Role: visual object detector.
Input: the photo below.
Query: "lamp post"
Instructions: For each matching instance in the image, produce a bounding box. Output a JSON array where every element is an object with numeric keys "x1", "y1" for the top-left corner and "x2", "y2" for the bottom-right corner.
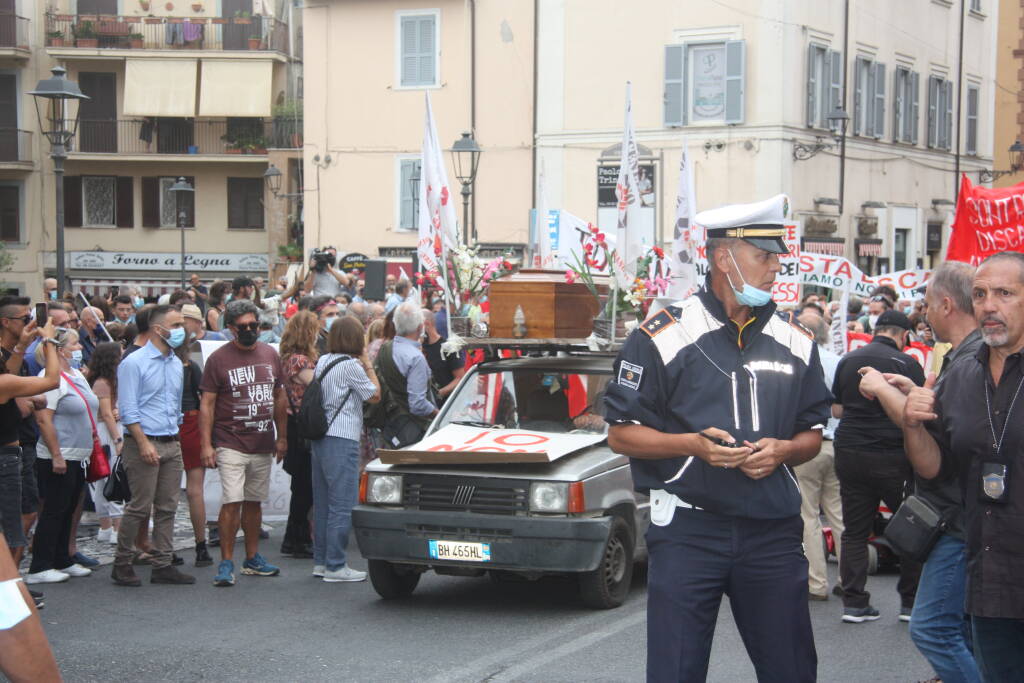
[
  {"x1": 168, "y1": 177, "x2": 193, "y2": 290},
  {"x1": 826, "y1": 107, "x2": 850, "y2": 215},
  {"x1": 264, "y1": 163, "x2": 306, "y2": 259},
  {"x1": 28, "y1": 66, "x2": 88, "y2": 296},
  {"x1": 449, "y1": 131, "x2": 481, "y2": 245}
]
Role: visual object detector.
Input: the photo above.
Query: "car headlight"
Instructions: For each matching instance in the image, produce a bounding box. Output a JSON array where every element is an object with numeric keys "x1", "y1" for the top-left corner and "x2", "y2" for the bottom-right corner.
[
  {"x1": 366, "y1": 473, "x2": 403, "y2": 504},
  {"x1": 530, "y1": 482, "x2": 569, "y2": 512}
]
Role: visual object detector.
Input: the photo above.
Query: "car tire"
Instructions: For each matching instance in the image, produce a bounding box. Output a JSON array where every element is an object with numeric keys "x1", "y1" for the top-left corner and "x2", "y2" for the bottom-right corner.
[
  {"x1": 368, "y1": 560, "x2": 420, "y2": 599},
  {"x1": 579, "y1": 516, "x2": 634, "y2": 609},
  {"x1": 867, "y1": 544, "x2": 878, "y2": 576}
]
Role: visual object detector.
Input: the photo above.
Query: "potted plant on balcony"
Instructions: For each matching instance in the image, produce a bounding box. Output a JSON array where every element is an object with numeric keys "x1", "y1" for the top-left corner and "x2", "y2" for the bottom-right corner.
[
  {"x1": 73, "y1": 21, "x2": 98, "y2": 47},
  {"x1": 138, "y1": 0, "x2": 150, "y2": 10},
  {"x1": 211, "y1": 16, "x2": 226, "y2": 23},
  {"x1": 46, "y1": 30, "x2": 65, "y2": 46},
  {"x1": 144, "y1": 15, "x2": 161, "y2": 23},
  {"x1": 191, "y1": 1, "x2": 202, "y2": 10},
  {"x1": 233, "y1": 10, "x2": 250, "y2": 23},
  {"x1": 272, "y1": 99, "x2": 303, "y2": 148},
  {"x1": 128, "y1": 32, "x2": 144, "y2": 47},
  {"x1": 278, "y1": 243, "x2": 302, "y2": 263},
  {"x1": 247, "y1": 34, "x2": 261, "y2": 50}
]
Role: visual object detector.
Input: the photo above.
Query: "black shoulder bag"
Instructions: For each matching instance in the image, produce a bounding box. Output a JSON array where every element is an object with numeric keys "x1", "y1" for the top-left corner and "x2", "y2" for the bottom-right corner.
[{"x1": 296, "y1": 355, "x2": 352, "y2": 441}]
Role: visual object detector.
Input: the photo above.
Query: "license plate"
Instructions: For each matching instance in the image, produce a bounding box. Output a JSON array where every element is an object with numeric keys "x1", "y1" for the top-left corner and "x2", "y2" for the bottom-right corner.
[{"x1": 428, "y1": 539, "x2": 491, "y2": 562}]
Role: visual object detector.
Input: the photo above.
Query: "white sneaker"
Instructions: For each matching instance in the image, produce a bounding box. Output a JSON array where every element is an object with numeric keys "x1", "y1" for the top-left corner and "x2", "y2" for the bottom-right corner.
[
  {"x1": 59, "y1": 564, "x2": 92, "y2": 578},
  {"x1": 96, "y1": 528, "x2": 111, "y2": 543},
  {"x1": 24, "y1": 569, "x2": 70, "y2": 584},
  {"x1": 108, "y1": 529, "x2": 120, "y2": 545},
  {"x1": 312, "y1": 565, "x2": 325, "y2": 577},
  {"x1": 323, "y1": 566, "x2": 367, "y2": 583}
]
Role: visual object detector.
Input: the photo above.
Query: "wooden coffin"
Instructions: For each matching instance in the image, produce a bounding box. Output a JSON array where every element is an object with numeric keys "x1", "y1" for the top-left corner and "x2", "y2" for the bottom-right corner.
[{"x1": 488, "y1": 269, "x2": 608, "y2": 339}]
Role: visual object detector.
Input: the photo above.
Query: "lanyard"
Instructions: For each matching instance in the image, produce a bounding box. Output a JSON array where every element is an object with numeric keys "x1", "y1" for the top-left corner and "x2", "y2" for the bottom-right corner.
[{"x1": 984, "y1": 373, "x2": 1024, "y2": 456}]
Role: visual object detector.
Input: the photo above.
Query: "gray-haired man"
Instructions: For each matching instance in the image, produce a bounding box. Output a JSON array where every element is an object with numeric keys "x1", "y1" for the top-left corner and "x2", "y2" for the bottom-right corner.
[{"x1": 199, "y1": 300, "x2": 288, "y2": 587}]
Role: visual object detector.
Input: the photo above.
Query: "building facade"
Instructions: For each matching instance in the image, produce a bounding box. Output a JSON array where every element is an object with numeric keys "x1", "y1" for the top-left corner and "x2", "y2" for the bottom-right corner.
[
  {"x1": 993, "y1": 0, "x2": 1023, "y2": 187},
  {"x1": 0, "y1": 0, "x2": 303, "y2": 300}
]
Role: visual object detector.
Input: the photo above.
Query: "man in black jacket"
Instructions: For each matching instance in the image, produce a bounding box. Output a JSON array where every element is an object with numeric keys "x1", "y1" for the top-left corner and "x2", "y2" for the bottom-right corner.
[
  {"x1": 605, "y1": 194, "x2": 831, "y2": 683},
  {"x1": 832, "y1": 309, "x2": 924, "y2": 623}
]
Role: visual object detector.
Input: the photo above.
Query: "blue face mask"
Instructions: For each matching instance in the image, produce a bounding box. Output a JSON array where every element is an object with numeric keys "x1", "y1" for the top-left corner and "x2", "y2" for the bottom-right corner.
[
  {"x1": 133, "y1": 296, "x2": 144, "y2": 308},
  {"x1": 165, "y1": 327, "x2": 186, "y2": 349},
  {"x1": 69, "y1": 349, "x2": 83, "y2": 368},
  {"x1": 903, "y1": 305, "x2": 914, "y2": 316},
  {"x1": 49, "y1": 290, "x2": 57, "y2": 301},
  {"x1": 324, "y1": 316, "x2": 337, "y2": 331},
  {"x1": 727, "y1": 250, "x2": 773, "y2": 308}
]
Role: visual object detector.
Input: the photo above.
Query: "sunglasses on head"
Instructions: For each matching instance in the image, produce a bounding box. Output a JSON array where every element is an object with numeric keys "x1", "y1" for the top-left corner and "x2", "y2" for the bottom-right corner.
[
  {"x1": 870, "y1": 295, "x2": 892, "y2": 304},
  {"x1": 234, "y1": 322, "x2": 260, "y2": 332}
]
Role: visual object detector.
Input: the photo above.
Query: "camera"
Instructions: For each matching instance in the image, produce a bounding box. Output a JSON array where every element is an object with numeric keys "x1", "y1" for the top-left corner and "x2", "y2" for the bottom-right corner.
[{"x1": 311, "y1": 247, "x2": 336, "y2": 273}]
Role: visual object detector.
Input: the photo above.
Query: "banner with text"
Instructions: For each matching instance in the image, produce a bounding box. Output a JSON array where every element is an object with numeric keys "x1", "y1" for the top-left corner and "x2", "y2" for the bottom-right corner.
[{"x1": 947, "y1": 174, "x2": 1024, "y2": 265}]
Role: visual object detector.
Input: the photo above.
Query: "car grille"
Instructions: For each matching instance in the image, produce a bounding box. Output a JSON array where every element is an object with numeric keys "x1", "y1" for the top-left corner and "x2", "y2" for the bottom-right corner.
[{"x1": 403, "y1": 475, "x2": 529, "y2": 516}]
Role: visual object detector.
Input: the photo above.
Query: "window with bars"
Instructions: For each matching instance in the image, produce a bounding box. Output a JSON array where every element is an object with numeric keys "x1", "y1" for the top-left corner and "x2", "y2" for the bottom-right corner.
[
  {"x1": 398, "y1": 11, "x2": 439, "y2": 88},
  {"x1": 966, "y1": 84, "x2": 979, "y2": 156},
  {"x1": 893, "y1": 67, "x2": 920, "y2": 144},
  {"x1": 663, "y1": 40, "x2": 746, "y2": 127},
  {"x1": 141, "y1": 176, "x2": 193, "y2": 228},
  {"x1": 83, "y1": 176, "x2": 116, "y2": 227},
  {"x1": 63, "y1": 176, "x2": 133, "y2": 228},
  {"x1": 227, "y1": 177, "x2": 264, "y2": 230}
]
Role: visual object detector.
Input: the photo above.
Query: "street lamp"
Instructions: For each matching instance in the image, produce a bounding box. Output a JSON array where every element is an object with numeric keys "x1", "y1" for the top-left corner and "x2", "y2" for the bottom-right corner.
[
  {"x1": 168, "y1": 177, "x2": 194, "y2": 290},
  {"x1": 263, "y1": 163, "x2": 283, "y2": 196},
  {"x1": 28, "y1": 66, "x2": 88, "y2": 296},
  {"x1": 826, "y1": 107, "x2": 850, "y2": 215},
  {"x1": 449, "y1": 131, "x2": 481, "y2": 245}
]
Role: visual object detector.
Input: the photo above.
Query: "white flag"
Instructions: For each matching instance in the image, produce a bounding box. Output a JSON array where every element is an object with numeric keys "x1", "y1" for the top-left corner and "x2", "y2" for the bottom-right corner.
[
  {"x1": 534, "y1": 160, "x2": 553, "y2": 268},
  {"x1": 417, "y1": 93, "x2": 460, "y2": 280},
  {"x1": 831, "y1": 288, "x2": 850, "y2": 356},
  {"x1": 667, "y1": 137, "x2": 699, "y2": 299},
  {"x1": 613, "y1": 82, "x2": 644, "y2": 290}
]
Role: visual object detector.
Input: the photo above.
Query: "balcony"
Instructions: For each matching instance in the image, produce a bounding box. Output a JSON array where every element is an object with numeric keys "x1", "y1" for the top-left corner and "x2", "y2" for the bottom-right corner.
[
  {"x1": 44, "y1": 13, "x2": 288, "y2": 55},
  {"x1": 0, "y1": 15, "x2": 30, "y2": 58},
  {"x1": 68, "y1": 118, "x2": 301, "y2": 160},
  {"x1": 0, "y1": 129, "x2": 33, "y2": 171}
]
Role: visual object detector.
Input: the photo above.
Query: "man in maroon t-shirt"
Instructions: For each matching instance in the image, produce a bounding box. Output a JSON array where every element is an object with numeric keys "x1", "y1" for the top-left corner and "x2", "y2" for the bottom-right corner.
[{"x1": 199, "y1": 300, "x2": 288, "y2": 587}]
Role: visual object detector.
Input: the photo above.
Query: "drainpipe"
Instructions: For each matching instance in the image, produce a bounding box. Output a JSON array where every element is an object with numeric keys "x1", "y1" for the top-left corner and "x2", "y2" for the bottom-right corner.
[{"x1": 954, "y1": 0, "x2": 965, "y2": 200}]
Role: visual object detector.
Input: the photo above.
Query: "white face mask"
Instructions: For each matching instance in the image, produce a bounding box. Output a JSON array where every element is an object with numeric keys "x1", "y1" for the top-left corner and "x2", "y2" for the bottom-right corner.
[{"x1": 868, "y1": 314, "x2": 880, "y2": 328}]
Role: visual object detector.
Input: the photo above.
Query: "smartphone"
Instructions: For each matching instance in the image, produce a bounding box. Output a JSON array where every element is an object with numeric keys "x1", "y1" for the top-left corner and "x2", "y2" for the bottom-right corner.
[
  {"x1": 110, "y1": 285, "x2": 120, "y2": 296},
  {"x1": 35, "y1": 302, "x2": 47, "y2": 324},
  {"x1": 699, "y1": 432, "x2": 740, "y2": 449}
]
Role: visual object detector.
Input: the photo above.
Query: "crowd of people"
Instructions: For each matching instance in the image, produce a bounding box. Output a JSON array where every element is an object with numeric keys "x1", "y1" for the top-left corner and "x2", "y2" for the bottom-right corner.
[{"x1": 0, "y1": 247, "x2": 469, "y2": 609}]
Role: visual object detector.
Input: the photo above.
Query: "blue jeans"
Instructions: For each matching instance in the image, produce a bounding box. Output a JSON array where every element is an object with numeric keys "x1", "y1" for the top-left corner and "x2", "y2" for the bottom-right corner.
[
  {"x1": 909, "y1": 534, "x2": 980, "y2": 683},
  {"x1": 310, "y1": 436, "x2": 360, "y2": 571},
  {"x1": 971, "y1": 616, "x2": 1024, "y2": 683}
]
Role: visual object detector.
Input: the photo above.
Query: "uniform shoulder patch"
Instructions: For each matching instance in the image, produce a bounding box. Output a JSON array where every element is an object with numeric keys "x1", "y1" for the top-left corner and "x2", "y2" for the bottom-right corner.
[
  {"x1": 778, "y1": 310, "x2": 814, "y2": 340},
  {"x1": 641, "y1": 308, "x2": 677, "y2": 338}
]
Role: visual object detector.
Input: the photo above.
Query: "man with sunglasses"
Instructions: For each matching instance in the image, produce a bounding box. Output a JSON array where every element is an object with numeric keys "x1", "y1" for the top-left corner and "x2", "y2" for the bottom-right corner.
[{"x1": 199, "y1": 300, "x2": 288, "y2": 587}]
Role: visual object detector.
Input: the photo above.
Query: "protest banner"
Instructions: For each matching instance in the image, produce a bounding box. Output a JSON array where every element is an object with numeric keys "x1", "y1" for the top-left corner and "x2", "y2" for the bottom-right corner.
[
  {"x1": 846, "y1": 331, "x2": 933, "y2": 369},
  {"x1": 947, "y1": 174, "x2": 1024, "y2": 265}
]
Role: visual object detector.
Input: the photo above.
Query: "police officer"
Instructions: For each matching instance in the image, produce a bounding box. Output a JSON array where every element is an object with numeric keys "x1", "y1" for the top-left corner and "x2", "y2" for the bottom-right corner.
[{"x1": 605, "y1": 195, "x2": 831, "y2": 683}]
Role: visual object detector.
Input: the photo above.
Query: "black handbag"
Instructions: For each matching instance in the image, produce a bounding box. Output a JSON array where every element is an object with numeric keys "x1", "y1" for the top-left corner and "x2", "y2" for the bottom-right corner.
[
  {"x1": 102, "y1": 454, "x2": 132, "y2": 504},
  {"x1": 883, "y1": 494, "x2": 950, "y2": 563},
  {"x1": 381, "y1": 413, "x2": 427, "y2": 449}
]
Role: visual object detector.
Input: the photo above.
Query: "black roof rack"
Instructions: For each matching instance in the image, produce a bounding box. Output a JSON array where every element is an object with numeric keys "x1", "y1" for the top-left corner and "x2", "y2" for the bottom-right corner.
[{"x1": 458, "y1": 337, "x2": 621, "y2": 361}]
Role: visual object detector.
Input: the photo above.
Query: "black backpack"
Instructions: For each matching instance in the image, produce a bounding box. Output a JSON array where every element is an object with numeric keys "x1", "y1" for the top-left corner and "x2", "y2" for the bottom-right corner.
[{"x1": 296, "y1": 355, "x2": 351, "y2": 440}]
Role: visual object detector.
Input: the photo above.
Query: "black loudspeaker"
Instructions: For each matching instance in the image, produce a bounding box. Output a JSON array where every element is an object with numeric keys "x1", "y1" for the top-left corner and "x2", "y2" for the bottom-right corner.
[{"x1": 362, "y1": 260, "x2": 387, "y2": 301}]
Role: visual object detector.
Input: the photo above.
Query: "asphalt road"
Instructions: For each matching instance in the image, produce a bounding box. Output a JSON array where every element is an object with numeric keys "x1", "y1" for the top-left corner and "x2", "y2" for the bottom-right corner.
[{"x1": 36, "y1": 524, "x2": 934, "y2": 682}]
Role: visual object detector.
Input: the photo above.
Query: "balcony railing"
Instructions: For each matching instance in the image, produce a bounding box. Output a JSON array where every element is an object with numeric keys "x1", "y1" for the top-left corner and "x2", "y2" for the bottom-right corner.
[
  {"x1": 0, "y1": 15, "x2": 30, "y2": 50},
  {"x1": 72, "y1": 118, "x2": 301, "y2": 155},
  {"x1": 44, "y1": 13, "x2": 287, "y2": 53},
  {"x1": 0, "y1": 129, "x2": 33, "y2": 163}
]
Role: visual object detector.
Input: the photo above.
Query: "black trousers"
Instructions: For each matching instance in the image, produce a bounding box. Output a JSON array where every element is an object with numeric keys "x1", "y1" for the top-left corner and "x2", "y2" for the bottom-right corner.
[
  {"x1": 646, "y1": 508, "x2": 816, "y2": 683},
  {"x1": 834, "y1": 445, "x2": 921, "y2": 608},
  {"x1": 30, "y1": 458, "x2": 84, "y2": 573},
  {"x1": 283, "y1": 415, "x2": 312, "y2": 547}
]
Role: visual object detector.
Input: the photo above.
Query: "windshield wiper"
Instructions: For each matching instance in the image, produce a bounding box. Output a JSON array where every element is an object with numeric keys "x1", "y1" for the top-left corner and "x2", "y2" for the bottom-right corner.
[{"x1": 450, "y1": 420, "x2": 503, "y2": 429}]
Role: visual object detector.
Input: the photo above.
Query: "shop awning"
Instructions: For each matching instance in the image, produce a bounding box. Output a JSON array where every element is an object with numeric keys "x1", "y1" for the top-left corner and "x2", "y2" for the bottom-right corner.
[
  {"x1": 802, "y1": 238, "x2": 845, "y2": 257},
  {"x1": 123, "y1": 59, "x2": 198, "y2": 117},
  {"x1": 856, "y1": 239, "x2": 883, "y2": 257},
  {"x1": 198, "y1": 59, "x2": 273, "y2": 117},
  {"x1": 73, "y1": 278, "x2": 182, "y2": 298}
]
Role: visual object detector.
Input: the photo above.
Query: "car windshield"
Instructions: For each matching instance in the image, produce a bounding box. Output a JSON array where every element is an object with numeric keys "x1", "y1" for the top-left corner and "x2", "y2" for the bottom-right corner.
[{"x1": 436, "y1": 367, "x2": 613, "y2": 434}]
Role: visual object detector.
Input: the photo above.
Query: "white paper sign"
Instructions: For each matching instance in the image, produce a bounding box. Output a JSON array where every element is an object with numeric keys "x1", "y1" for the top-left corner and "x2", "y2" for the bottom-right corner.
[{"x1": 407, "y1": 424, "x2": 605, "y2": 462}]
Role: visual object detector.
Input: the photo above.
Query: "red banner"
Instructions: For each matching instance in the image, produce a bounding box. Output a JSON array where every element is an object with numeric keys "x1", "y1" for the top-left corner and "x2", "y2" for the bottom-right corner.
[
  {"x1": 947, "y1": 174, "x2": 1024, "y2": 265},
  {"x1": 846, "y1": 332, "x2": 932, "y2": 369}
]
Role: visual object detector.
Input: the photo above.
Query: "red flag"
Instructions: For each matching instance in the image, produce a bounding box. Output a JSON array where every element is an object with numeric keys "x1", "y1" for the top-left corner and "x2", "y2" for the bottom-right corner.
[{"x1": 947, "y1": 173, "x2": 1024, "y2": 265}]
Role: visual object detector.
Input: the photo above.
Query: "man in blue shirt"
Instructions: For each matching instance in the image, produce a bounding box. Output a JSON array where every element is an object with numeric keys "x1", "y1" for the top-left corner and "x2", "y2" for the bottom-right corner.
[
  {"x1": 112, "y1": 305, "x2": 194, "y2": 587},
  {"x1": 391, "y1": 302, "x2": 438, "y2": 420}
]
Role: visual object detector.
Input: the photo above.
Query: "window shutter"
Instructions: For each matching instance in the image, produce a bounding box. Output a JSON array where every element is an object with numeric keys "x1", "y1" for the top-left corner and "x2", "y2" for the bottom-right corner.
[
  {"x1": 910, "y1": 71, "x2": 920, "y2": 145},
  {"x1": 246, "y1": 179, "x2": 264, "y2": 229},
  {"x1": 724, "y1": 40, "x2": 745, "y2": 125},
  {"x1": 418, "y1": 15, "x2": 436, "y2": 86},
  {"x1": 664, "y1": 44, "x2": 684, "y2": 127},
  {"x1": 227, "y1": 178, "x2": 244, "y2": 229},
  {"x1": 828, "y1": 49, "x2": 843, "y2": 125},
  {"x1": 806, "y1": 44, "x2": 818, "y2": 127},
  {"x1": 64, "y1": 176, "x2": 82, "y2": 228},
  {"x1": 400, "y1": 16, "x2": 419, "y2": 86},
  {"x1": 0, "y1": 186, "x2": 19, "y2": 242},
  {"x1": 927, "y1": 76, "x2": 938, "y2": 148},
  {"x1": 966, "y1": 86, "x2": 978, "y2": 155},
  {"x1": 183, "y1": 175, "x2": 196, "y2": 227},
  {"x1": 853, "y1": 58, "x2": 864, "y2": 136},
  {"x1": 115, "y1": 177, "x2": 133, "y2": 228},
  {"x1": 141, "y1": 176, "x2": 160, "y2": 227},
  {"x1": 873, "y1": 62, "x2": 885, "y2": 139},
  {"x1": 893, "y1": 68, "x2": 903, "y2": 142},
  {"x1": 399, "y1": 160, "x2": 419, "y2": 230},
  {"x1": 944, "y1": 80, "x2": 953, "y2": 151}
]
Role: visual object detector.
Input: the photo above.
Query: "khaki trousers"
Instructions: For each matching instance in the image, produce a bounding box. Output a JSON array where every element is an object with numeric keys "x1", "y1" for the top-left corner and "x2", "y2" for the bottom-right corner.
[
  {"x1": 794, "y1": 439, "x2": 844, "y2": 596},
  {"x1": 115, "y1": 437, "x2": 183, "y2": 569}
]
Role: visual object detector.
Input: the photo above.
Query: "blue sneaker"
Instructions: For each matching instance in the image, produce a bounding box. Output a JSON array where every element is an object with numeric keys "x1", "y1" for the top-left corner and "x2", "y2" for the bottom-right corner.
[
  {"x1": 214, "y1": 560, "x2": 235, "y2": 587},
  {"x1": 241, "y1": 553, "x2": 280, "y2": 577},
  {"x1": 72, "y1": 551, "x2": 99, "y2": 568}
]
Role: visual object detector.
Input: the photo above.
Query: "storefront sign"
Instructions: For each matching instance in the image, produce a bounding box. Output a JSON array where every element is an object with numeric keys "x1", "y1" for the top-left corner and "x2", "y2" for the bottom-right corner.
[{"x1": 69, "y1": 251, "x2": 268, "y2": 272}]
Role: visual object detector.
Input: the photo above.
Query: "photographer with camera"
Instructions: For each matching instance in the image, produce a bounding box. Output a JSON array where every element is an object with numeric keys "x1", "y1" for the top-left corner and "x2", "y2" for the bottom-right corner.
[{"x1": 303, "y1": 247, "x2": 353, "y2": 299}]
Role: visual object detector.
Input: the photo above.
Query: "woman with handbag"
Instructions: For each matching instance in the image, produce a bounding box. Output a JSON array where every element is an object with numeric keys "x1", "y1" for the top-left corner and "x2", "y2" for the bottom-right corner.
[
  {"x1": 279, "y1": 311, "x2": 320, "y2": 558},
  {"x1": 27, "y1": 328, "x2": 104, "y2": 584},
  {"x1": 310, "y1": 316, "x2": 380, "y2": 583},
  {"x1": 85, "y1": 342, "x2": 125, "y2": 545}
]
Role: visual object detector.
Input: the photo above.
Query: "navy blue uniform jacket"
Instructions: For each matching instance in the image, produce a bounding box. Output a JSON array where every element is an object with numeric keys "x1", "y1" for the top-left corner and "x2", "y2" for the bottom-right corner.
[{"x1": 604, "y1": 283, "x2": 832, "y2": 520}]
